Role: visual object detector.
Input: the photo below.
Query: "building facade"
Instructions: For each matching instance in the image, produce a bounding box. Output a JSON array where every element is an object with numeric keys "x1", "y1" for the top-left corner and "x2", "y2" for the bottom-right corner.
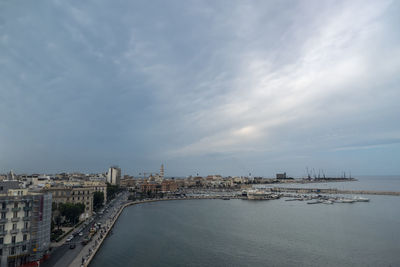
[
  {"x1": 0, "y1": 189, "x2": 52, "y2": 267},
  {"x1": 88, "y1": 183, "x2": 107, "y2": 205},
  {"x1": 107, "y1": 167, "x2": 121, "y2": 185},
  {"x1": 42, "y1": 187, "x2": 93, "y2": 220}
]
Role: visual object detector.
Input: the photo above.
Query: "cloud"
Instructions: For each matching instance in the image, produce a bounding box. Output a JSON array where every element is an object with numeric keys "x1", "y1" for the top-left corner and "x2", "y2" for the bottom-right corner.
[{"x1": 0, "y1": 0, "x2": 399, "y2": 175}]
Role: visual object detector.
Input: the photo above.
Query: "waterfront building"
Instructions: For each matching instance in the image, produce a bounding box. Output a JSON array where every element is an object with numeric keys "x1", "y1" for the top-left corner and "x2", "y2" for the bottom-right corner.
[
  {"x1": 42, "y1": 186, "x2": 93, "y2": 220},
  {"x1": 120, "y1": 178, "x2": 136, "y2": 188},
  {"x1": 161, "y1": 180, "x2": 178, "y2": 192},
  {"x1": 87, "y1": 182, "x2": 107, "y2": 205},
  {"x1": 107, "y1": 166, "x2": 121, "y2": 185},
  {"x1": 0, "y1": 189, "x2": 52, "y2": 267},
  {"x1": 140, "y1": 182, "x2": 160, "y2": 194}
]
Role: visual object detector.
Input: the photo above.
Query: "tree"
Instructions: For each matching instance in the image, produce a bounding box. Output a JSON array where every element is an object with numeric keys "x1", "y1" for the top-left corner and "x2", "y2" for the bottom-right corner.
[
  {"x1": 58, "y1": 203, "x2": 85, "y2": 225},
  {"x1": 106, "y1": 183, "x2": 122, "y2": 202},
  {"x1": 93, "y1": 192, "x2": 104, "y2": 211},
  {"x1": 55, "y1": 215, "x2": 62, "y2": 230}
]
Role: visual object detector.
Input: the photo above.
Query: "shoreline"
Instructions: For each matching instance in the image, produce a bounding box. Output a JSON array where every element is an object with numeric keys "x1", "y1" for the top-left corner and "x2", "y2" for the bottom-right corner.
[
  {"x1": 82, "y1": 188, "x2": 400, "y2": 266},
  {"x1": 82, "y1": 196, "x2": 221, "y2": 267}
]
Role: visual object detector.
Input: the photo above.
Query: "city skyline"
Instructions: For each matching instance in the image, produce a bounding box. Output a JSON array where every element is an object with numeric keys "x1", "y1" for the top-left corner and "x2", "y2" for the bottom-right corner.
[{"x1": 1, "y1": 0, "x2": 400, "y2": 176}]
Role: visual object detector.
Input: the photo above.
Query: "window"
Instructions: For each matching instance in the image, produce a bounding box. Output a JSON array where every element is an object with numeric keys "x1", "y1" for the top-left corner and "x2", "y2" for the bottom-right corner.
[
  {"x1": 22, "y1": 245, "x2": 26, "y2": 251},
  {"x1": 23, "y1": 234, "x2": 27, "y2": 241},
  {"x1": 11, "y1": 236, "x2": 16, "y2": 244},
  {"x1": 13, "y1": 211, "x2": 18, "y2": 218},
  {"x1": 10, "y1": 247, "x2": 15, "y2": 255},
  {"x1": 0, "y1": 225, "x2": 4, "y2": 231},
  {"x1": 0, "y1": 237, "x2": 3, "y2": 244},
  {"x1": 25, "y1": 211, "x2": 29, "y2": 217},
  {"x1": 1, "y1": 212, "x2": 5, "y2": 219},
  {"x1": 0, "y1": 248, "x2": 2, "y2": 255},
  {"x1": 14, "y1": 202, "x2": 18, "y2": 208},
  {"x1": 25, "y1": 222, "x2": 28, "y2": 229},
  {"x1": 1, "y1": 203, "x2": 5, "y2": 209},
  {"x1": 12, "y1": 223, "x2": 17, "y2": 230}
]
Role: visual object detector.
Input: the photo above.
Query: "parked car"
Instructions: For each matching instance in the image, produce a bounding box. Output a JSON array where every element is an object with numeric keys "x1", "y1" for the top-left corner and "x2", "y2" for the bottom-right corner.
[{"x1": 69, "y1": 243, "x2": 76, "y2": 249}]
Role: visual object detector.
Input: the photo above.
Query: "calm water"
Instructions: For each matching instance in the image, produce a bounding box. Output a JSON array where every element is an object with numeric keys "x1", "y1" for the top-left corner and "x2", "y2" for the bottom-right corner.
[{"x1": 91, "y1": 184, "x2": 400, "y2": 267}]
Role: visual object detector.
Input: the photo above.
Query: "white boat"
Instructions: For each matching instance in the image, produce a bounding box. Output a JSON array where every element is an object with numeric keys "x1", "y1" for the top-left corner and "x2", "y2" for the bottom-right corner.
[
  {"x1": 353, "y1": 196, "x2": 370, "y2": 202},
  {"x1": 335, "y1": 198, "x2": 355, "y2": 203}
]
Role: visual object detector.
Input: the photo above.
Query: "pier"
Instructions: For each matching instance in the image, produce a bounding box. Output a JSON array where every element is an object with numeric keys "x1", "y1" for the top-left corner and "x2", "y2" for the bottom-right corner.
[{"x1": 269, "y1": 187, "x2": 400, "y2": 196}]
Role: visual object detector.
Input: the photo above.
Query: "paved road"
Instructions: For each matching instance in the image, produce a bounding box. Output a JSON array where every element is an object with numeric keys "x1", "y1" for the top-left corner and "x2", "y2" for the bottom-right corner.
[{"x1": 41, "y1": 192, "x2": 129, "y2": 267}]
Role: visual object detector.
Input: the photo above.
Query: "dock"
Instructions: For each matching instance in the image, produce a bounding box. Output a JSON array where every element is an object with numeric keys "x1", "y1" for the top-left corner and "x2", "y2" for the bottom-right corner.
[{"x1": 270, "y1": 187, "x2": 400, "y2": 196}]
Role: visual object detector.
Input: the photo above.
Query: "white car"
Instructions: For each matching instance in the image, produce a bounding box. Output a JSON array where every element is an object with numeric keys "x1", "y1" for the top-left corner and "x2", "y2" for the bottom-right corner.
[{"x1": 66, "y1": 235, "x2": 74, "y2": 242}]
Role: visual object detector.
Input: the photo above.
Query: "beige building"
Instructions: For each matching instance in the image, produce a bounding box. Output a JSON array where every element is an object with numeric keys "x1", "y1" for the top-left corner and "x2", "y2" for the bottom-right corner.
[
  {"x1": 42, "y1": 187, "x2": 94, "y2": 220},
  {"x1": 86, "y1": 183, "x2": 107, "y2": 205}
]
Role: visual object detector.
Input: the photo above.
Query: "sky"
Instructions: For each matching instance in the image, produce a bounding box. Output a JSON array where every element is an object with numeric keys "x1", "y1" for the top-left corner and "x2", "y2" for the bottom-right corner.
[{"x1": 1, "y1": 0, "x2": 400, "y2": 177}]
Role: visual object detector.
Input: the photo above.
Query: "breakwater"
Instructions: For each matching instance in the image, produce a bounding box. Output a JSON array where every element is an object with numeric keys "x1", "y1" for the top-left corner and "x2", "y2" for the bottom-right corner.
[{"x1": 270, "y1": 187, "x2": 400, "y2": 196}]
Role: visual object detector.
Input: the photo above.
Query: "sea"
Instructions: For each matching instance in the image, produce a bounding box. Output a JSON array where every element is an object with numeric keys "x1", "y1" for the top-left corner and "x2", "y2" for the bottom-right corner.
[{"x1": 90, "y1": 176, "x2": 400, "y2": 267}]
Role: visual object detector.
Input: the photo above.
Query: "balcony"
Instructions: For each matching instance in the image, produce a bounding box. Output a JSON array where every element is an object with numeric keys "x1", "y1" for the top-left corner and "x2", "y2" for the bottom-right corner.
[
  {"x1": 10, "y1": 229, "x2": 19, "y2": 234},
  {"x1": 15, "y1": 240, "x2": 28, "y2": 246},
  {"x1": 12, "y1": 207, "x2": 21, "y2": 212},
  {"x1": 11, "y1": 217, "x2": 20, "y2": 223},
  {"x1": 21, "y1": 228, "x2": 30, "y2": 233},
  {"x1": 23, "y1": 207, "x2": 32, "y2": 211},
  {"x1": 0, "y1": 208, "x2": 8, "y2": 213},
  {"x1": 0, "y1": 218, "x2": 8, "y2": 223},
  {"x1": 23, "y1": 217, "x2": 31, "y2": 222},
  {"x1": 0, "y1": 230, "x2": 7, "y2": 236}
]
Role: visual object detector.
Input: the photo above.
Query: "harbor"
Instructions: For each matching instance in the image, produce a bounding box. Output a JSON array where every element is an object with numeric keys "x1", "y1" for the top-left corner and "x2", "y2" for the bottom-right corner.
[
  {"x1": 89, "y1": 192, "x2": 400, "y2": 267},
  {"x1": 79, "y1": 184, "x2": 400, "y2": 266}
]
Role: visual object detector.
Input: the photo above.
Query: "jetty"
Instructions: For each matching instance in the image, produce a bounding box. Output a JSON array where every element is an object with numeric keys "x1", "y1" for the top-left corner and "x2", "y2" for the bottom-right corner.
[{"x1": 269, "y1": 187, "x2": 400, "y2": 196}]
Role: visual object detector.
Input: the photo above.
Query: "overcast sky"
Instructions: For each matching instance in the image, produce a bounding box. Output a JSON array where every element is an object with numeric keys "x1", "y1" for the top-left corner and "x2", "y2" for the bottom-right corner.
[{"x1": 1, "y1": 0, "x2": 399, "y2": 177}]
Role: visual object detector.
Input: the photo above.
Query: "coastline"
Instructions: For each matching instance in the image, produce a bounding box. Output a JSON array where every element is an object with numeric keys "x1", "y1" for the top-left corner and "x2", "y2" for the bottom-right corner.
[
  {"x1": 81, "y1": 187, "x2": 400, "y2": 266},
  {"x1": 81, "y1": 196, "x2": 224, "y2": 267}
]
